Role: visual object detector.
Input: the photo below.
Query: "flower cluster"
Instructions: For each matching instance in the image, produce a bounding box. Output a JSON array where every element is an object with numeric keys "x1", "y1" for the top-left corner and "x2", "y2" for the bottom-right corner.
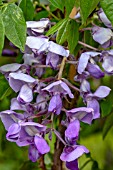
[{"x1": 0, "y1": 14, "x2": 112, "y2": 169}]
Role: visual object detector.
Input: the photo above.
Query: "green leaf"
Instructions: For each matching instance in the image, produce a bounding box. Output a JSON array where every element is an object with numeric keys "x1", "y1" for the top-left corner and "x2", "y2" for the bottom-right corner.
[
  {"x1": 0, "y1": 76, "x2": 13, "y2": 100},
  {"x1": 46, "y1": 18, "x2": 66, "y2": 36},
  {"x1": 100, "y1": 0, "x2": 113, "y2": 26},
  {"x1": 56, "y1": 18, "x2": 70, "y2": 44},
  {"x1": 100, "y1": 91, "x2": 113, "y2": 117},
  {"x1": 19, "y1": 0, "x2": 34, "y2": 21},
  {"x1": 34, "y1": 11, "x2": 48, "y2": 21},
  {"x1": 80, "y1": 0, "x2": 100, "y2": 23},
  {"x1": 48, "y1": 0, "x2": 64, "y2": 12},
  {"x1": 103, "y1": 112, "x2": 113, "y2": 139},
  {"x1": 0, "y1": 0, "x2": 3, "y2": 5},
  {"x1": 67, "y1": 19, "x2": 79, "y2": 53},
  {"x1": 2, "y1": 4, "x2": 26, "y2": 51},
  {"x1": 0, "y1": 10, "x2": 5, "y2": 55},
  {"x1": 65, "y1": 0, "x2": 75, "y2": 16}
]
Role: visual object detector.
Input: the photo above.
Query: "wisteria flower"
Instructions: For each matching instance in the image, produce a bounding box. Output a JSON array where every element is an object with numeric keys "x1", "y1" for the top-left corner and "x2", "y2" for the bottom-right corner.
[
  {"x1": 42, "y1": 80, "x2": 74, "y2": 98},
  {"x1": 60, "y1": 145, "x2": 89, "y2": 170}
]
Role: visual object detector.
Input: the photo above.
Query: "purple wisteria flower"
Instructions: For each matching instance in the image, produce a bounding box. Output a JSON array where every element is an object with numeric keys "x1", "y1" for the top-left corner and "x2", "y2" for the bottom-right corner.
[
  {"x1": 42, "y1": 80, "x2": 74, "y2": 98},
  {"x1": 101, "y1": 50, "x2": 113, "y2": 74},
  {"x1": 66, "y1": 107, "x2": 94, "y2": 124},
  {"x1": 27, "y1": 18, "x2": 49, "y2": 35},
  {"x1": 46, "y1": 52, "x2": 60, "y2": 69},
  {"x1": 80, "y1": 80, "x2": 111, "y2": 119},
  {"x1": 43, "y1": 80, "x2": 74, "y2": 114},
  {"x1": 9, "y1": 72, "x2": 36, "y2": 92},
  {"x1": 48, "y1": 94, "x2": 62, "y2": 115},
  {"x1": 77, "y1": 51, "x2": 104, "y2": 79},
  {"x1": 92, "y1": 26, "x2": 113, "y2": 48},
  {"x1": 0, "y1": 110, "x2": 50, "y2": 161},
  {"x1": 98, "y1": 8, "x2": 112, "y2": 28},
  {"x1": 60, "y1": 145, "x2": 89, "y2": 170}
]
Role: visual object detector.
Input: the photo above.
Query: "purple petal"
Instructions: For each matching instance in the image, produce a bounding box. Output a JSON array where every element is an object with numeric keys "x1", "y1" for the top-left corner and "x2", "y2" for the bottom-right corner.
[
  {"x1": 66, "y1": 107, "x2": 94, "y2": 124},
  {"x1": 0, "y1": 63, "x2": 21, "y2": 72},
  {"x1": 6, "y1": 123, "x2": 21, "y2": 141},
  {"x1": 46, "y1": 52, "x2": 59, "y2": 69},
  {"x1": 66, "y1": 160, "x2": 79, "y2": 170},
  {"x1": 0, "y1": 110, "x2": 16, "y2": 130},
  {"x1": 48, "y1": 94, "x2": 62, "y2": 115},
  {"x1": 26, "y1": 36, "x2": 48, "y2": 50},
  {"x1": 92, "y1": 26, "x2": 113, "y2": 45},
  {"x1": 65, "y1": 120, "x2": 80, "y2": 139},
  {"x1": 17, "y1": 84, "x2": 33, "y2": 103},
  {"x1": 43, "y1": 80, "x2": 74, "y2": 98},
  {"x1": 34, "y1": 136, "x2": 50, "y2": 154},
  {"x1": 87, "y1": 63, "x2": 104, "y2": 79},
  {"x1": 29, "y1": 144, "x2": 41, "y2": 162},
  {"x1": 9, "y1": 77, "x2": 24, "y2": 92},
  {"x1": 60, "y1": 145, "x2": 89, "y2": 162},
  {"x1": 94, "y1": 86, "x2": 111, "y2": 98},
  {"x1": 78, "y1": 52, "x2": 100, "y2": 74},
  {"x1": 87, "y1": 99, "x2": 100, "y2": 119}
]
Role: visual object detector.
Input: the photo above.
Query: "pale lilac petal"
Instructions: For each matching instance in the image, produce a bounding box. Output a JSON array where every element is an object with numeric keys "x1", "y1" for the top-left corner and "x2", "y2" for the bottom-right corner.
[
  {"x1": 27, "y1": 20, "x2": 49, "y2": 28},
  {"x1": 60, "y1": 81, "x2": 74, "y2": 98},
  {"x1": 34, "y1": 136, "x2": 50, "y2": 154},
  {"x1": 60, "y1": 145, "x2": 89, "y2": 162},
  {"x1": 102, "y1": 56, "x2": 113, "y2": 73},
  {"x1": 10, "y1": 98, "x2": 26, "y2": 111},
  {"x1": 94, "y1": 86, "x2": 111, "y2": 98},
  {"x1": 0, "y1": 63, "x2": 21, "y2": 72},
  {"x1": 17, "y1": 84, "x2": 33, "y2": 103},
  {"x1": 36, "y1": 94, "x2": 47, "y2": 110},
  {"x1": 29, "y1": 144, "x2": 41, "y2": 162},
  {"x1": 66, "y1": 160, "x2": 79, "y2": 170},
  {"x1": 98, "y1": 8, "x2": 112, "y2": 28},
  {"x1": 48, "y1": 41, "x2": 69, "y2": 57},
  {"x1": 78, "y1": 52, "x2": 100, "y2": 74},
  {"x1": 87, "y1": 63, "x2": 104, "y2": 79},
  {"x1": 26, "y1": 36, "x2": 48, "y2": 50},
  {"x1": 22, "y1": 122, "x2": 46, "y2": 134},
  {"x1": 66, "y1": 107, "x2": 94, "y2": 124},
  {"x1": 80, "y1": 80, "x2": 90, "y2": 93},
  {"x1": 43, "y1": 80, "x2": 74, "y2": 98},
  {"x1": 23, "y1": 53, "x2": 39, "y2": 65},
  {"x1": 65, "y1": 120, "x2": 80, "y2": 139},
  {"x1": 92, "y1": 26, "x2": 113, "y2": 45},
  {"x1": 87, "y1": 99, "x2": 100, "y2": 119},
  {"x1": 38, "y1": 42, "x2": 49, "y2": 53},
  {"x1": 9, "y1": 73, "x2": 36, "y2": 83}
]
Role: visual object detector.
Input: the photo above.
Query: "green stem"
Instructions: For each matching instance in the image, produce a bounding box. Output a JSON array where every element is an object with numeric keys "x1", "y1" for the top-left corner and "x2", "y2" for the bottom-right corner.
[
  {"x1": 58, "y1": 57, "x2": 67, "y2": 80},
  {"x1": 80, "y1": 159, "x2": 93, "y2": 170},
  {"x1": 40, "y1": 4, "x2": 60, "y2": 21}
]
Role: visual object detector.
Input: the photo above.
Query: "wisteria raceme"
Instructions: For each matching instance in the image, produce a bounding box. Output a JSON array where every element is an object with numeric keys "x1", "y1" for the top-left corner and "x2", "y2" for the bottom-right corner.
[{"x1": 0, "y1": 16, "x2": 112, "y2": 170}]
